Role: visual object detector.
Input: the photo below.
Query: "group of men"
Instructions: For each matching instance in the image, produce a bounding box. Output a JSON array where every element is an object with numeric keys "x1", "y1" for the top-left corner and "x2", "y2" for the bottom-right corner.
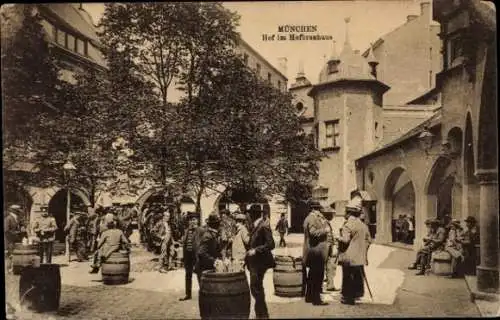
[
  {"x1": 65, "y1": 204, "x2": 138, "y2": 263},
  {"x1": 302, "y1": 197, "x2": 371, "y2": 306},
  {"x1": 173, "y1": 207, "x2": 275, "y2": 319},
  {"x1": 408, "y1": 215, "x2": 480, "y2": 277},
  {"x1": 393, "y1": 214, "x2": 415, "y2": 244}
]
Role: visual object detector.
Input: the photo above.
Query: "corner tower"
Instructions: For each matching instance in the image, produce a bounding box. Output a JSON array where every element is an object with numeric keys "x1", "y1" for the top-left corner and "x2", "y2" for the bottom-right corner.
[
  {"x1": 308, "y1": 18, "x2": 390, "y2": 211},
  {"x1": 289, "y1": 60, "x2": 314, "y2": 134}
]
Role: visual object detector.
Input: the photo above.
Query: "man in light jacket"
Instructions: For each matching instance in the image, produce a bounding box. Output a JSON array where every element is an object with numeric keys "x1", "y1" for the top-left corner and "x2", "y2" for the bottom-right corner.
[{"x1": 337, "y1": 197, "x2": 371, "y2": 305}]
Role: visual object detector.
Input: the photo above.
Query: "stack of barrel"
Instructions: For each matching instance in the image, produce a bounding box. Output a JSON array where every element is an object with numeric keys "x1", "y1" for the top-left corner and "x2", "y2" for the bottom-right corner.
[
  {"x1": 273, "y1": 255, "x2": 303, "y2": 297},
  {"x1": 199, "y1": 270, "x2": 250, "y2": 320},
  {"x1": 11, "y1": 244, "x2": 38, "y2": 275}
]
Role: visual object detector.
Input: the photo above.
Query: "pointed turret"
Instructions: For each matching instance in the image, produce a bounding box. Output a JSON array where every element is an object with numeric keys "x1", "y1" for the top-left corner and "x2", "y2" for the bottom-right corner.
[
  {"x1": 290, "y1": 59, "x2": 311, "y2": 89},
  {"x1": 341, "y1": 17, "x2": 353, "y2": 55}
]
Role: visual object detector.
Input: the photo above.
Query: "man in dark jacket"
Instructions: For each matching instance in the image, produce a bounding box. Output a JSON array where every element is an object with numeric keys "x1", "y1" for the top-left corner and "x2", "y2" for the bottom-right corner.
[
  {"x1": 179, "y1": 212, "x2": 200, "y2": 301},
  {"x1": 196, "y1": 213, "x2": 223, "y2": 279},
  {"x1": 246, "y1": 207, "x2": 275, "y2": 319},
  {"x1": 4, "y1": 205, "x2": 23, "y2": 272},
  {"x1": 303, "y1": 200, "x2": 330, "y2": 305},
  {"x1": 275, "y1": 213, "x2": 289, "y2": 247}
]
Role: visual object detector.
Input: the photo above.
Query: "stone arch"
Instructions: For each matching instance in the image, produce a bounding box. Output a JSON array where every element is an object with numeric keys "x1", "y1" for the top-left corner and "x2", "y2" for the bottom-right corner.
[
  {"x1": 47, "y1": 188, "x2": 91, "y2": 242},
  {"x1": 463, "y1": 113, "x2": 480, "y2": 221},
  {"x1": 424, "y1": 156, "x2": 460, "y2": 223},
  {"x1": 383, "y1": 166, "x2": 416, "y2": 244},
  {"x1": 446, "y1": 126, "x2": 463, "y2": 157}
]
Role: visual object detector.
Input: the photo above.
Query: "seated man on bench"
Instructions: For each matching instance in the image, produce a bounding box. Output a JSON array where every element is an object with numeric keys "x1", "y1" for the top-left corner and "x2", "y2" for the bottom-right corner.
[{"x1": 408, "y1": 219, "x2": 446, "y2": 275}]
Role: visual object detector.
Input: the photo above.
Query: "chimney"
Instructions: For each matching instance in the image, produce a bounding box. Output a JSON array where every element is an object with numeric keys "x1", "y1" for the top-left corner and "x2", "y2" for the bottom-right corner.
[
  {"x1": 277, "y1": 57, "x2": 288, "y2": 78},
  {"x1": 420, "y1": 1, "x2": 430, "y2": 16},
  {"x1": 407, "y1": 15, "x2": 418, "y2": 22}
]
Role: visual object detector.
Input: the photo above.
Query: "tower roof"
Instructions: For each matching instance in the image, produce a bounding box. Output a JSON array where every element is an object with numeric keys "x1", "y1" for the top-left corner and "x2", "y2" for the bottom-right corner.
[{"x1": 317, "y1": 17, "x2": 379, "y2": 85}]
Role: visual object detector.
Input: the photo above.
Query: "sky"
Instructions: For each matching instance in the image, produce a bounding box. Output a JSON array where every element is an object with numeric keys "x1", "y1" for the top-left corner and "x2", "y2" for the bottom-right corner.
[{"x1": 83, "y1": 1, "x2": 426, "y2": 84}]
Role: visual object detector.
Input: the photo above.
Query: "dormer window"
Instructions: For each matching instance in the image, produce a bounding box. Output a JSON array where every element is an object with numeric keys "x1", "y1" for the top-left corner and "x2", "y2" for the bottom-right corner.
[
  {"x1": 327, "y1": 60, "x2": 339, "y2": 74},
  {"x1": 296, "y1": 102, "x2": 304, "y2": 112}
]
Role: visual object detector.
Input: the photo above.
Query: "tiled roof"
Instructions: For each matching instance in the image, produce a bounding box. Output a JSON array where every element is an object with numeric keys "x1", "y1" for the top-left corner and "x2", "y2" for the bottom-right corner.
[
  {"x1": 357, "y1": 110, "x2": 442, "y2": 162},
  {"x1": 39, "y1": 4, "x2": 100, "y2": 45}
]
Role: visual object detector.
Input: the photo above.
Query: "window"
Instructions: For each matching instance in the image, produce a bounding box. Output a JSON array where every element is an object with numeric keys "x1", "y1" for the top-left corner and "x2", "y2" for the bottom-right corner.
[
  {"x1": 277, "y1": 80, "x2": 281, "y2": 90},
  {"x1": 448, "y1": 35, "x2": 463, "y2": 66},
  {"x1": 296, "y1": 102, "x2": 304, "y2": 112},
  {"x1": 56, "y1": 29, "x2": 65, "y2": 46},
  {"x1": 327, "y1": 61, "x2": 339, "y2": 74},
  {"x1": 267, "y1": 72, "x2": 272, "y2": 83},
  {"x1": 314, "y1": 123, "x2": 319, "y2": 149},
  {"x1": 256, "y1": 63, "x2": 261, "y2": 75},
  {"x1": 76, "y1": 38, "x2": 85, "y2": 55},
  {"x1": 325, "y1": 120, "x2": 340, "y2": 149},
  {"x1": 243, "y1": 53, "x2": 249, "y2": 65},
  {"x1": 312, "y1": 187, "x2": 328, "y2": 201},
  {"x1": 375, "y1": 122, "x2": 379, "y2": 139},
  {"x1": 67, "y1": 34, "x2": 75, "y2": 50}
]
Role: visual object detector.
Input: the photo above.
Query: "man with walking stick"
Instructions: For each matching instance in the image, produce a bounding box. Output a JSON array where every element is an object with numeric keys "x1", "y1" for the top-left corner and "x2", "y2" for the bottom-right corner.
[{"x1": 336, "y1": 197, "x2": 372, "y2": 305}]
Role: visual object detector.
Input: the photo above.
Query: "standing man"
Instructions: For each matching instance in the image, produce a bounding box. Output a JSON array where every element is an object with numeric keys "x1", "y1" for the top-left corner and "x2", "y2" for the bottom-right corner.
[
  {"x1": 462, "y1": 216, "x2": 480, "y2": 275},
  {"x1": 322, "y1": 206, "x2": 338, "y2": 292},
  {"x1": 179, "y1": 212, "x2": 200, "y2": 301},
  {"x1": 195, "y1": 213, "x2": 223, "y2": 282},
  {"x1": 246, "y1": 207, "x2": 275, "y2": 319},
  {"x1": 32, "y1": 208, "x2": 58, "y2": 264},
  {"x1": 405, "y1": 215, "x2": 415, "y2": 244},
  {"x1": 232, "y1": 212, "x2": 250, "y2": 269},
  {"x1": 336, "y1": 198, "x2": 371, "y2": 305},
  {"x1": 303, "y1": 200, "x2": 330, "y2": 306},
  {"x1": 4, "y1": 205, "x2": 23, "y2": 272},
  {"x1": 275, "y1": 213, "x2": 289, "y2": 247},
  {"x1": 158, "y1": 210, "x2": 173, "y2": 273},
  {"x1": 118, "y1": 204, "x2": 133, "y2": 240}
]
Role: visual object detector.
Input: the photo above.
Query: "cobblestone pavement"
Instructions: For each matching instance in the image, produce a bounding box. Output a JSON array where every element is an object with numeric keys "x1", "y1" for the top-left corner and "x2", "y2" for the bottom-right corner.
[{"x1": 5, "y1": 234, "x2": 480, "y2": 319}]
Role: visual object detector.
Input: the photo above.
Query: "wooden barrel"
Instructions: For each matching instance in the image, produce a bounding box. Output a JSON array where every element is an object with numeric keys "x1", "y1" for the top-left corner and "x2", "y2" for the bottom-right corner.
[
  {"x1": 199, "y1": 270, "x2": 250, "y2": 320},
  {"x1": 431, "y1": 250, "x2": 452, "y2": 275},
  {"x1": 19, "y1": 264, "x2": 61, "y2": 312},
  {"x1": 273, "y1": 255, "x2": 303, "y2": 297},
  {"x1": 102, "y1": 251, "x2": 130, "y2": 285},
  {"x1": 12, "y1": 244, "x2": 38, "y2": 275}
]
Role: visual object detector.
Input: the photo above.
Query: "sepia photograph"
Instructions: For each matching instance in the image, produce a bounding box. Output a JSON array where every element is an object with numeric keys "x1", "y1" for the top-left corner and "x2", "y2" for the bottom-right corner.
[{"x1": 2, "y1": 1, "x2": 498, "y2": 319}]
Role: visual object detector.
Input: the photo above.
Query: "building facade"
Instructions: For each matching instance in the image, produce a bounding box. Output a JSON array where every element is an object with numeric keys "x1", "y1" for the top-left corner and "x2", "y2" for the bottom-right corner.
[
  {"x1": 355, "y1": 0, "x2": 497, "y2": 295},
  {"x1": 361, "y1": 1, "x2": 442, "y2": 106}
]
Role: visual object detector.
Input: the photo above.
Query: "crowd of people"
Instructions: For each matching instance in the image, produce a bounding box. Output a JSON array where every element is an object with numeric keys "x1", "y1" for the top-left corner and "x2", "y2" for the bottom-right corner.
[
  {"x1": 393, "y1": 214, "x2": 415, "y2": 244},
  {"x1": 408, "y1": 215, "x2": 480, "y2": 277}
]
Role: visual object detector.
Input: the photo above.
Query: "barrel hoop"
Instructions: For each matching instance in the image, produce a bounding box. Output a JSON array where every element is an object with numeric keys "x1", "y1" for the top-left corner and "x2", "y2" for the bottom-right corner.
[
  {"x1": 275, "y1": 284, "x2": 302, "y2": 288},
  {"x1": 102, "y1": 273, "x2": 129, "y2": 276},
  {"x1": 201, "y1": 276, "x2": 246, "y2": 283},
  {"x1": 274, "y1": 269, "x2": 302, "y2": 273},
  {"x1": 199, "y1": 291, "x2": 249, "y2": 298},
  {"x1": 103, "y1": 261, "x2": 130, "y2": 264}
]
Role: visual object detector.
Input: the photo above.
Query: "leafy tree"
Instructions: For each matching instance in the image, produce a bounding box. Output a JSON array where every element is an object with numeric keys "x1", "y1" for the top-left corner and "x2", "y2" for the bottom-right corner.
[{"x1": 1, "y1": 4, "x2": 61, "y2": 165}]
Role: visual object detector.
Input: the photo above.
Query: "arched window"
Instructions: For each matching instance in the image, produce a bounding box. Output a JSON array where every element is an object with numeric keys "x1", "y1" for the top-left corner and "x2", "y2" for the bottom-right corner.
[{"x1": 296, "y1": 102, "x2": 304, "y2": 112}]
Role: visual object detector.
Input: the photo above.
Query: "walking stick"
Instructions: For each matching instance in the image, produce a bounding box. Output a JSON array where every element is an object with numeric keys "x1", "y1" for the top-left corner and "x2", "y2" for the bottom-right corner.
[{"x1": 361, "y1": 267, "x2": 374, "y2": 301}]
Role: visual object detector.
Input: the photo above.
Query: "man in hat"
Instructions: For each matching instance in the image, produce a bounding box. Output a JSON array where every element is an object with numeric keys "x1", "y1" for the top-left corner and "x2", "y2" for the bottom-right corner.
[
  {"x1": 195, "y1": 213, "x2": 223, "y2": 280},
  {"x1": 303, "y1": 200, "x2": 330, "y2": 305},
  {"x1": 33, "y1": 208, "x2": 58, "y2": 263},
  {"x1": 408, "y1": 218, "x2": 446, "y2": 275},
  {"x1": 232, "y1": 212, "x2": 250, "y2": 267},
  {"x1": 321, "y1": 206, "x2": 338, "y2": 292},
  {"x1": 336, "y1": 197, "x2": 371, "y2": 305},
  {"x1": 179, "y1": 212, "x2": 200, "y2": 301},
  {"x1": 64, "y1": 211, "x2": 88, "y2": 262},
  {"x1": 158, "y1": 210, "x2": 173, "y2": 273},
  {"x1": 275, "y1": 213, "x2": 289, "y2": 247},
  {"x1": 445, "y1": 220, "x2": 465, "y2": 277},
  {"x1": 462, "y1": 216, "x2": 480, "y2": 275},
  {"x1": 4, "y1": 205, "x2": 23, "y2": 272},
  {"x1": 246, "y1": 206, "x2": 275, "y2": 318}
]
